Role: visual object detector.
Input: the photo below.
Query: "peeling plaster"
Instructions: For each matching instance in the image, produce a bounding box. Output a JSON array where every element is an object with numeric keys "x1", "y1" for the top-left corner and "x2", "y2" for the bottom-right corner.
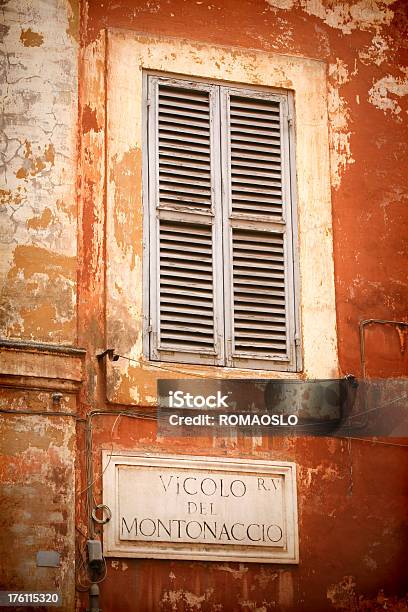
[
  {"x1": 161, "y1": 588, "x2": 215, "y2": 610},
  {"x1": 328, "y1": 59, "x2": 355, "y2": 189},
  {"x1": 1, "y1": 0, "x2": 78, "y2": 343},
  {"x1": 368, "y1": 67, "x2": 408, "y2": 121},
  {"x1": 265, "y1": 0, "x2": 396, "y2": 34},
  {"x1": 26, "y1": 207, "x2": 54, "y2": 230},
  {"x1": 359, "y1": 33, "x2": 391, "y2": 66},
  {"x1": 327, "y1": 576, "x2": 357, "y2": 609},
  {"x1": 20, "y1": 28, "x2": 44, "y2": 47}
]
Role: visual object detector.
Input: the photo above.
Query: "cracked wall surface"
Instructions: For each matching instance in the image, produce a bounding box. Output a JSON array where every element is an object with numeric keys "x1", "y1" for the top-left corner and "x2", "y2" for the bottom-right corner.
[
  {"x1": 0, "y1": 1, "x2": 79, "y2": 608},
  {"x1": 0, "y1": 414, "x2": 76, "y2": 611},
  {"x1": 0, "y1": 0, "x2": 407, "y2": 610},
  {"x1": 0, "y1": 0, "x2": 78, "y2": 344}
]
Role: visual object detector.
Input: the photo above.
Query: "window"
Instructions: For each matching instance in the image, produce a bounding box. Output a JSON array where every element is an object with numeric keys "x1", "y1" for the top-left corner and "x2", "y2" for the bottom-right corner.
[
  {"x1": 144, "y1": 73, "x2": 300, "y2": 371},
  {"x1": 104, "y1": 32, "x2": 338, "y2": 403}
]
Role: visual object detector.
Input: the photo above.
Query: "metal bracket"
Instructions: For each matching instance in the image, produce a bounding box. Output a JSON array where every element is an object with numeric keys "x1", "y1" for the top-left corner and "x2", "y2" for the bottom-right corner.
[
  {"x1": 345, "y1": 373, "x2": 358, "y2": 388},
  {"x1": 96, "y1": 348, "x2": 119, "y2": 362},
  {"x1": 91, "y1": 504, "x2": 112, "y2": 525}
]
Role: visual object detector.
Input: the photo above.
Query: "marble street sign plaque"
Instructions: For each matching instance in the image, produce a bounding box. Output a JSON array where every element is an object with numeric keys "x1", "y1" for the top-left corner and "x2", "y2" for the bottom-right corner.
[{"x1": 103, "y1": 453, "x2": 298, "y2": 563}]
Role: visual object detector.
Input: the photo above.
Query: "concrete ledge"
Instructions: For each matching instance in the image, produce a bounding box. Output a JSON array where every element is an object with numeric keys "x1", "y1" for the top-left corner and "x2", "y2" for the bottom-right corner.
[{"x1": 0, "y1": 341, "x2": 85, "y2": 393}]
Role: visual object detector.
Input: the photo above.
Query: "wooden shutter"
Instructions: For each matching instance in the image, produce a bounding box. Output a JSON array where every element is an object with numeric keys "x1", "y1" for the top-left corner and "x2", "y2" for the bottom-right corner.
[
  {"x1": 221, "y1": 88, "x2": 299, "y2": 370},
  {"x1": 146, "y1": 76, "x2": 224, "y2": 365}
]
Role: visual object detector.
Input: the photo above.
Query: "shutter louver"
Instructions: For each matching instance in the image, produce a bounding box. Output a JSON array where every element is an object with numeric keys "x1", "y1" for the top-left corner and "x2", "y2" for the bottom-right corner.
[{"x1": 148, "y1": 77, "x2": 224, "y2": 365}]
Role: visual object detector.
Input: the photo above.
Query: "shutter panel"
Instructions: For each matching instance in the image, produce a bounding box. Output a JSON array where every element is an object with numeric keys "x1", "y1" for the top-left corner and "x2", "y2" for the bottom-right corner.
[
  {"x1": 221, "y1": 89, "x2": 298, "y2": 371},
  {"x1": 147, "y1": 77, "x2": 224, "y2": 365}
]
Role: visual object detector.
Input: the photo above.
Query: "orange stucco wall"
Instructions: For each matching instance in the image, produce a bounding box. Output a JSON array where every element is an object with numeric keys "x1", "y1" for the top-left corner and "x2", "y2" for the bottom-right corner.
[
  {"x1": 1, "y1": 0, "x2": 407, "y2": 611},
  {"x1": 75, "y1": 1, "x2": 408, "y2": 610}
]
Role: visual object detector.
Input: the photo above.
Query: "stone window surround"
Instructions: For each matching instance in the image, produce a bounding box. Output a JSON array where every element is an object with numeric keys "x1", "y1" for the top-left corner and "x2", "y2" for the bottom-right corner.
[{"x1": 104, "y1": 30, "x2": 338, "y2": 406}]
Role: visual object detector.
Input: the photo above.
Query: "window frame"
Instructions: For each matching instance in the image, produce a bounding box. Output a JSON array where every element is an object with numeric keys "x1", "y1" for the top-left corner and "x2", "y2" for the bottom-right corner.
[{"x1": 142, "y1": 71, "x2": 302, "y2": 372}]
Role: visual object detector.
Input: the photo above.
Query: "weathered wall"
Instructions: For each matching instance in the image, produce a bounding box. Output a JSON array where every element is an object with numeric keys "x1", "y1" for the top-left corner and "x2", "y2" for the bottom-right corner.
[
  {"x1": 83, "y1": 0, "x2": 408, "y2": 376},
  {"x1": 0, "y1": 1, "x2": 80, "y2": 609},
  {"x1": 76, "y1": 1, "x2": 408, "y2": 611},
  {"x1": 0, "y1": 412, "x2": 76, "y2": 610},
  {"x1": 76, "y1": 419, "x2": 408, "y2": 612},
  {"x1": 1, "y1": 0, "x2": 407, "y2": 610},
  {"x1": 1, "y1": 0, "x2": 79, "y2": 344}
]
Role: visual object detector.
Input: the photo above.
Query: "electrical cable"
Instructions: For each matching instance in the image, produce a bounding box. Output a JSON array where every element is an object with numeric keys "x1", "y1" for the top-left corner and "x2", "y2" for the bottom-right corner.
[{"x1": 113, "y1": 352, "x2": 242, "y2": 378}]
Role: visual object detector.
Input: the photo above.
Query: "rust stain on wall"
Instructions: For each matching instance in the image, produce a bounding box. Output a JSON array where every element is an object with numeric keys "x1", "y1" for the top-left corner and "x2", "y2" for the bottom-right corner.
[
  {"x1": 111, "y1": 147, "x2": 142, "y2": 261},
  {"x1": 82, "y1": 104, "x2": 101, "y2": 133},
  {"x1": 27, "y1": 207, "x2": 53, "y2": 230},
  {"x1": 20, "y1": 28, "x2": 44, "y2": 47}
]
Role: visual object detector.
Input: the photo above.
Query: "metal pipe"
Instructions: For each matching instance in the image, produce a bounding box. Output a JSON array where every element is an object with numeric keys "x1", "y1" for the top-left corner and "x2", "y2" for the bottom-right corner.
[{"x1": 87, "y1": 583, "x2": 101, "y2": 612}]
